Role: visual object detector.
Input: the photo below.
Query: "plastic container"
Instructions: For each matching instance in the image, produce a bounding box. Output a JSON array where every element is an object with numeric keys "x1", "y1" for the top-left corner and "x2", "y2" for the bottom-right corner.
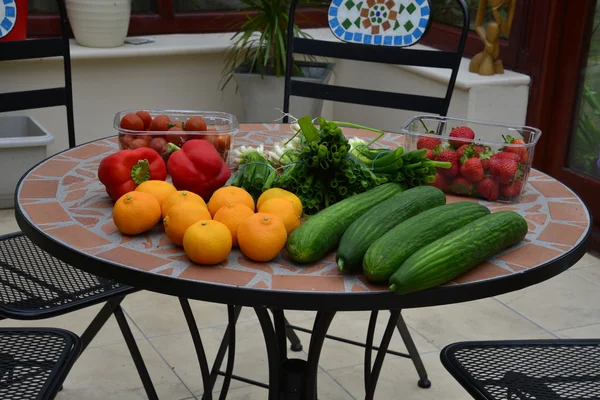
[
  {"x1": 114, "y1": 109, "x2": 239, "y2": 163},
  {"x1": 400, "y1": 115, "x2": 542, "y2": 203},
  {"x1": 0, "y1": 116, "x2": 55, "y2": 209}
]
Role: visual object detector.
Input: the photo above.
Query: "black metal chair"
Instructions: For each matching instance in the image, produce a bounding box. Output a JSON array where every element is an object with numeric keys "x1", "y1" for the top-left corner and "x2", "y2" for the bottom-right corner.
[
  {"x1": 280, "y1": 0, "x2": 471, "y2": 389},
  {"x1": 440, "y1": 339, "x2": 600, "y2": 399},
  {"x1": 0, "y1": 1, "x2": 157, "y2": 398},
  {"x1": 0, "y1": 328, "x2": 81, "y2": 400}
]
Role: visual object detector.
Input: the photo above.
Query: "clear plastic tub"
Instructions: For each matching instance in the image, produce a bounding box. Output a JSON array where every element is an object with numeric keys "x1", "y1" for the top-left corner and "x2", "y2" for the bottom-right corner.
[
  {"x1": 114, "y1": 109, "x2": 239, "y2": 163},
  {"x1": 400, "y1": 115, "x2": 542, "y2": 203}
]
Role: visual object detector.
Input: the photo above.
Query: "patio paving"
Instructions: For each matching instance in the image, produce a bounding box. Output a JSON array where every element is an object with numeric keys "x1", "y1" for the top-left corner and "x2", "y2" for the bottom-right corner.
[{"x1": 1, "y1": 208, "x2": 599, "y2": 399}]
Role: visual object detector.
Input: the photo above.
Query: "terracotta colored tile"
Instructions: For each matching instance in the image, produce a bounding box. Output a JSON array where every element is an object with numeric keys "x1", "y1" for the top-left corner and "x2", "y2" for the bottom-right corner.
[
  {"x1": 179, "y1": 265, "x2": 256, "y2": 286},
  {"x1": 530, "y1": 181, "x2": 574, "y2": 198},
  {"x1": 527, "y1": 221, "x2": 536, "y2": 232},
  {"x1": 158, "y1": 236, "x2": 172, "y2": 247},
  {"x1": 454, "y1": 262, "x2": 511, "y2": 284},
  {"x1": 96, "y1": 247, "x2": 170, "y2": 271},
  {"x1": 351, "y1": 284, "x2": 367, "y2": 292},
  {"x1": 64, "y1": 189, "x2": 88, "y2": 203},
  {"x1": 525, "y1": 204, "x2": 542, "y2": 213},
  {"x1": 19, "y1": 180, "x2": 58, "y2": 199},
  {"x1": 553, "y1": 244, "x2": 572, "y2": 251},
  {"x1": 19, "y1": 199, "x2": 40, "y2": 204},
  {"x1": 445, "y1": 195, "x2": 480, "y2": 204},
  {"x1": 253, "y1": 281, "x2": 269, "y2": 289},
  {"x1": 322, "y1": 268, "x2": 345, "y2": 276},
  {"x1": 526, "y1": 213, "x2": 547, "y2": 226},
  {"x1": 28, "y1": 174, "x2": 45, "y2": 179},
  {"x1": 272, "y1": 261, "x2": 298, "y2": 273},
  {"x1": 548, "y1": 202, "x2": 588, "y2": 222},
  {"x1": 537, "y1": 222, "x2": 586, "y2": 246},
  {"x1": 237, "y1": 256, "x2": 274, "y2": 274},
  {"x1": 73, "y1": 209, "x2": 105, "y2": 216},
  {"x1": 272, "y1": 275, "x2": 344, "y2": 292},
  {"x1": 87, "y1": 199, "x2": 114, "y2": 209},
  {"x1": 66, "y1": 181, "x2": 92, "y2": 191},
  {"x1": 23, "y1": 202, "x2": 70, "y2": 224},
  {"x1": 33, "y1": 160, "x2": 78, "y2": 177},
  {"x1": 74, "y1": 216, "x2": 99, "y2": 227},
  {"x1": 67, "y1": 144, "x2": 113, "y2": 160},
  {"x1": 519, "y1": 194, "x2": 540, "y2": 204},
  {"x1": 100, "y1": 222, "x2": 118, "y2": 235},
  {"x1": 299, "y1": 263, "x2": 329, "y2": 275},
  {"x1": 168, "y1": 255, "x2": 189, "y2": 262},
  {"x1": 573, "y1": 222, "x2": 590, "y2": 227},
  {"x1": 491, "y1": 207, "x2": 519, "y2": 213},
  {"x1": 506, "y1": 262, "x2": 527, "y2": 271},
  {"x1": 158, "y1": 268, "x2": 174, "y2": 276},
  {"x1": 62, "y1": 176, "x2": 84, "y2": 186},
  {"x1": 75, "y1": 169, "x2": 96, "y2": 179},
  {"x1": 46, "y1": 224, "x2": 111, "y2": 249},
  {"x1": 83, "y1": 247, "x2": 104, "y2": 255},
  {"x1": 151, "y1": 247, "x2": 181, "y2": 255},
  {"x1": 496, "y1": 243, "x2": 562, "y2": 268}
]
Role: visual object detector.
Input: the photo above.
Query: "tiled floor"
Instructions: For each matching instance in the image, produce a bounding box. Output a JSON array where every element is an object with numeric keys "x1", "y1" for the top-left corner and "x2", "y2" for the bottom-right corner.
[{"x1": 1, "y1": 208, "x2": 599, "y2": 399}]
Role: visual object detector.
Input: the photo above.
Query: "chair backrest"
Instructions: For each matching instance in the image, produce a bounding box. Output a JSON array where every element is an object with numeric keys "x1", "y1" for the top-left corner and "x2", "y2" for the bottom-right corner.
[
  {"x1": 283, "y1": 0, "x2": 469, "y2": 123},
  {"x1": 0, "y1": 0, "x2": 76, "y2": 149}
]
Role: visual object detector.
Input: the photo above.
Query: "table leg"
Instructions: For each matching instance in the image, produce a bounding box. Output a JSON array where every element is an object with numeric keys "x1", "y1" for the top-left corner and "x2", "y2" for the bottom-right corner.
[
  {"x1": 363, "y1": 310, "x2": 378, "y2": 390},
  {"x1": 364, "y1": 310, "x2": 401, "y2": 400},
  {"x1": 254, "y1": 307, "x2": 281, "y2": 400}
]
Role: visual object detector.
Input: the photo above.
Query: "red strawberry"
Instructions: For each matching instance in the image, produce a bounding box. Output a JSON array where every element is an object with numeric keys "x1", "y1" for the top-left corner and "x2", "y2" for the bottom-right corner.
[
  {"x1": 417, "y1": 136, "x2": 442, "y2": 150},
  {"x1": 481, "y1": 158, "x2": 490, "y2": 170},
  {"x1": 503, "y1": 135, "x2": 528, "y2": 163},
  {"x1": 460, "y1": 157, "x2": 484, "y2": 182},
  {"x1": 472, "y1": 145, "x2": 487, "y2": 153},
  {"x1": 476, "y1": 178, "x2": 499, "y2": 201},
  {"x1": 425, "y1": 149, "x2": 435, "y2": 160},
  {"x1": 456, "y1": 144, "x2": 470, "y2": 160},
  {"x1": 435, "y1": 150, "x2": 459, "y2": 178},
  {"x1": 489, "y1": 157, "x2": 519, "y2": 184},
  {"x1": 429, "y1": 173, "x2": 448, "y2": 191},
  {"x1": 448, "y1": 177, "x2": 473, "y2": 195},
  {"x1": 501, "y1": 179, "x2": 523, "y2": 198},
  {"x1": 449, "y1": 126, "x2": 475, "y2": 148},
  {"x1": 492, "y1": 151, "x2": 521, "y2": 162}
]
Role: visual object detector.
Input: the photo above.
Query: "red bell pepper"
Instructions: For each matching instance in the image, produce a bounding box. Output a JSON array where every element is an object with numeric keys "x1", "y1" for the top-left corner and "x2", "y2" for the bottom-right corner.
[
  {"x1": 165, "y1": 140, "x2": 231, "y2": 201},
  {"x1": 98, "y1": 147, "x2": 167, "y2": 201}
]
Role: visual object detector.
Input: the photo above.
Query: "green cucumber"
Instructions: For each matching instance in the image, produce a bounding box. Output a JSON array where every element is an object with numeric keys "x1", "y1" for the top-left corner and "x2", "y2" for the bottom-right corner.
[
  {"x1": 363, "y1": 202, "x2": 491, "y2": 283},
  {"x1": 286, "y1": 183, "x2": 406, "y2": 264},
  {"x1": 337, "y1": 186, "x2": 446, "y2": 272},
  {"x1": 389, "y1": 211, "x2": 528, "y2": 295}
]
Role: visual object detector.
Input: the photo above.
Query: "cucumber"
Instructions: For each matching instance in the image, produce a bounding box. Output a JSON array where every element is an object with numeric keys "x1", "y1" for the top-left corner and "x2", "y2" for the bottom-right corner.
[
  {"x1": 389, "y1": 211, "x2": 528, "y2": 295},
  {"x1": 363, "y1": 202, "x2": 491, "y2": 283},
  {"x1": 337, "y1": 186, "x2": 446, "y2": 272},
  {"x1": 286, "y1": 183, "x2": 405, "y2": 264}
]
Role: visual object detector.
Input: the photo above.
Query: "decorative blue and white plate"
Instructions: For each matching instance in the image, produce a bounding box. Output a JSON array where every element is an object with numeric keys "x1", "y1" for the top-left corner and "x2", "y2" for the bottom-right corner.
[
  {"x1": 328, "y1": 0, "x2": 432, "y2": 47},
  {"x1": 0, "y1": 0, "x2": 17, "y2": 39}
]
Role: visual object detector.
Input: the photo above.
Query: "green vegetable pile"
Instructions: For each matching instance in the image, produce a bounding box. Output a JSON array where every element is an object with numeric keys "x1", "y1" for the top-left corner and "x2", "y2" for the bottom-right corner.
[{"x1": 226, "y1": 116, "x2": 451, "y2": 214}]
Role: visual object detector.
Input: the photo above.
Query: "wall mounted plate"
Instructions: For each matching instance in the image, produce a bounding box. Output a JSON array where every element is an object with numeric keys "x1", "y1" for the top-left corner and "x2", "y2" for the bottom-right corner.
[
  {"x1": 0, "y1": 0, "x2": 17, "y2": 39},
  {"x1": 328, "y1": 0, "x2": 432, "y2": 47}
]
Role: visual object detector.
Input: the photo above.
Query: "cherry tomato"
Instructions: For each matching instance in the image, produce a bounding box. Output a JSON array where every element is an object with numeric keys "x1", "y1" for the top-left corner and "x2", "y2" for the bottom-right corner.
[
  {"x1": 118, "y1": 134, "x2": 134, "y2": 149},
  {"x1": 185, "y1": 117, "x2": 207, "y2": 132},
  {"x1": 149, "y1": 137, "x2": 168, "y2": 154},
  {"x1": 169, "y1": 121, "x2": 184, "y2": 129},
  {"x1": 167, "y1": 127, "x2": 188, "y2": 147},
  {"x1": 149, "y1": 115, "x2": 170, "y2": 131},
  {"x1": 135, "y1": 110, "x2": 152, "y2": 130},
  {"x1": 129, "y1": 137, "x2": 150, "y2": 149},
  {"x1": 120, "y1": 114, "x2": 144, "y2": 131}
]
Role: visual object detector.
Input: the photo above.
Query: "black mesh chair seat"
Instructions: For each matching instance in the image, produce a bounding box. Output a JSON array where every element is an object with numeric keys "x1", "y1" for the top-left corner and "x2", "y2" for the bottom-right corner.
[
  {"x1": 441, "y1": 340, "x2": 600, "y2": 400},
  {"x1": 0, "y1": 328, "x2": 81, "y2": 400},
  {"x1": 0, "y1": 233, "x2": 136, "y2": 320}
]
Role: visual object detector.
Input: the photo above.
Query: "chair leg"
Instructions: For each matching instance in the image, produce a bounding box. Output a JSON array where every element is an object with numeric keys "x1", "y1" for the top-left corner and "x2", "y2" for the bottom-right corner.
[
  {"x1": 395, "y1": 311, "x2": 430, "y2": 388},
  {"x1": 284, "y1": 317, "x2": 303, "y2": 352},
  {"x1": 79, "y1": 296, "x2": 127, "y2": 353},
  {"x1": 114, "y1": 305, "x2": 159, "y2": 400}
]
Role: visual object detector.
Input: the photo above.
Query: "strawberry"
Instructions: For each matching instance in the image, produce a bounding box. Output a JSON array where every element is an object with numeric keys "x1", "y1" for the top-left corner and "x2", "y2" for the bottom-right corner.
[
  {"x1": 448, "y1": 177, "x2": 473, "y2": 195},
  {"x1": 460, "y1": 157, "x2": 484, "y2": 182},
  {"x1": 429, "y1": 173, "x2": 448, "y2": 191},
  {"x1": 501, "y1": 179, "x2": 523, "y2": 198},
  {"x1": 425, "y1": 149, "x2": 435, "y2": 160},
  {"x1": 417, "y1": 136, "x2": 442, "y2": 150},
  {"x1": 472, "y1": 145, "x2": 487, "y2": 153},
  {"x1": 492, "y1": 151, "x2": 521, "y2": 162},
  {"x1": 456, "y1": 144, "x2": 470, "y2": 160},
  {"x1": 476, "y1": 178, "x2": 499, "y2": 201},
  {"x1": 435, "y1": 150, "x2": 459, "y2": 178},
  {"x1": 489, "y1": 157, "x2": 519, "y2": 184},
  {"x1": 449, "y1": 126, "x2": 475, "y2": 148},
  {"x1": 503, "y1": 135, "x2": 528, "y2": 163}
]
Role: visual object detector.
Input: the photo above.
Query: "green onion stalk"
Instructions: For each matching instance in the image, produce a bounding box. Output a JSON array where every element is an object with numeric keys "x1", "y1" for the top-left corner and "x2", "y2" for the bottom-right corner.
[{"x1": 225, "y1": 145, "x2": 278, "y2": 201}]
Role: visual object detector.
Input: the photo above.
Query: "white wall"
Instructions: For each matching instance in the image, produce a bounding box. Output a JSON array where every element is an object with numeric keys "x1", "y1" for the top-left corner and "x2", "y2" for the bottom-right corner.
[{"x1": 0, "y1": 30, "x2": 531, "y2": 157}]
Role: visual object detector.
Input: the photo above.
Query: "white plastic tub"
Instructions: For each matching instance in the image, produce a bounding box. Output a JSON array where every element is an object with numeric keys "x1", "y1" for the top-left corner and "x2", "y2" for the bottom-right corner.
[{"x1": 0, "y1": 116, "x2": 55, "y2": 209}]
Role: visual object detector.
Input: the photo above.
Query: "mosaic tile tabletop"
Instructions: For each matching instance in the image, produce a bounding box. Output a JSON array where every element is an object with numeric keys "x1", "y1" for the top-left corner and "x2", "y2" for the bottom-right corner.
[
  {"x1": 328, "y1": 0, "x2": 432, "y2": 46},
  {"x1": 16, "y1": 124, "x2": 591, "y2": 298}
]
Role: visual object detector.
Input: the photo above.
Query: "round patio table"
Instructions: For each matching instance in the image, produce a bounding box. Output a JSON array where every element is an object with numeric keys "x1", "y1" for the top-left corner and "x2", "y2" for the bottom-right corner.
[{"x1": 14, "y1": 124, "x2": 591, "y2": 400}]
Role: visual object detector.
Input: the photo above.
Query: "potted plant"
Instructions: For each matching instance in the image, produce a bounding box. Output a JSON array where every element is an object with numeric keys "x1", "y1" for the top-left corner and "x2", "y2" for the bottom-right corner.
[
  {"x1": 65, "y1": 0, "x2": 131, "y2": 48},
  {"x1": 221, "y1": 0, "x2": 334, "y2": 123}
]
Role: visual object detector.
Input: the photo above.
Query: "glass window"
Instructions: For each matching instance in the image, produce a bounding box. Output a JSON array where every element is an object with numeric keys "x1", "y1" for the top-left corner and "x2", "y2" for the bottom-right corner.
[
  {"x1": 174, "y1": 0, "x2": 246, "y2": 12},
  {"x1": 431, "y1": 0, "x2": 494, "y2": 31}
]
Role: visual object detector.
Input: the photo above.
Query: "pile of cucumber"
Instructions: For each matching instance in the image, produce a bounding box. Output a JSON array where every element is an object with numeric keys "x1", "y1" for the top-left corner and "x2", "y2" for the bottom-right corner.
[{"x1": 286, "y1": 183, "x2": 528, "y2": 295}]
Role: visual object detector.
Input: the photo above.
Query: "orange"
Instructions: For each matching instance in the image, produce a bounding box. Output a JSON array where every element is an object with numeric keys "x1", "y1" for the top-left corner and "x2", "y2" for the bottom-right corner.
[
  {"x1": 113, "y1": 191, "x2": 161, "y2": 235},
  {"x1": 213, "y1": 202, "x2": 255, "y2": 247},
  {"x1": 183, "y1": 220, "x2": 232, "y2": 265},
  {"x1": 135, "y1": 180, "x2": 177, "y2": 206},
  {"x1": 163, "y1": 202, "x2": 212, "y2": 246},
  {"x1": 208, "y1": 186, "x2": 255, "y2": 217},
  {"x1": 258, "y1": 198, "x2": 300, "y2": 235},
  {"x1": 257, "y1": 188, "x2": 303, "y2": 217},
  {"x1": 161, "y1": 190, "x2": 207, "y2": 218},
  {"x1": 237, "y1": 213, "x2": 287, "y2": 262}
]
